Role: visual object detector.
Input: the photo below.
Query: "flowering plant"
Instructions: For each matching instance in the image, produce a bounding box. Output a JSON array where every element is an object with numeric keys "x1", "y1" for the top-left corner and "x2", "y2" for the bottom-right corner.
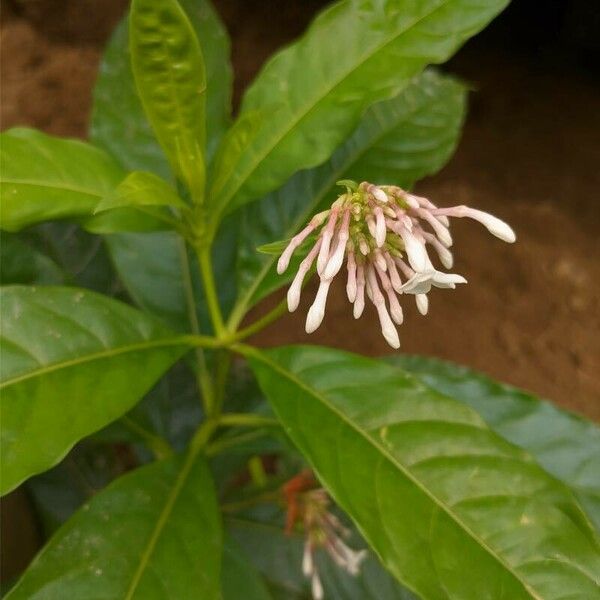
[{"x1": 1, "y1": 0, "x2": 599, "y2": 598}]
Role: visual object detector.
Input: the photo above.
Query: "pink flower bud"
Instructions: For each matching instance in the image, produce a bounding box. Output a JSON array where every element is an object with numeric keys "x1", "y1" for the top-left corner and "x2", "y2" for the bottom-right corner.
[{"x1": 306, "y1": 279, "x2": 331, "y2": 333}]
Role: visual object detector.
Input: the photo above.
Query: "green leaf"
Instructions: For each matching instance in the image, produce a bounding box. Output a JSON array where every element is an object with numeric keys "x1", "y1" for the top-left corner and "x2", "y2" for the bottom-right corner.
[
  {"x1": 104, "y1": 232, "x2": 190, "y2": 331},
  {"x1": 105, "y1": 214, "x2": 239, "y2": 333},
  {"x1": 0, "y1": 286, "x2": 191, "y2": 494},
  {"x1": 7, "y1": 453, "x2": 222, "y2": 599},
  {"x1": 95, "y1": 171, "x2": 187, "y2": 214},
  {"x1": 0, "y1": 128, "x2": 125, "y2": 232},
  {"x1": 247, "y1": 345, "x2": 600, "y2": 599},
  {"x1": 228, "y1": 512, "x2": 416, "y2": 600},
  {"x1": 90, "y1": 0, "x2": 232, "y2": 176},
  {"x1": 26, "y1": 442, "x2": 126, "y2": 536},
  {"x1": 0, "y1": 234, "x2": 65, "y2": 285},
  {"x1": 28, "y1": 223, "x2": 119, "y2": 294},
  {"x1": 393, "y1": 355, "x2": 600, "y2": 532},
  {"x1": 222, "y1": 537, "x2": 274, "y2": 600},
  {"x1": 229, "y1": 70, "x2": 466, "y2": 325},
  {"x1": 129, "y1": 0, "x2": 207, "y2": 197},
  {"x1": 208, "y1": 0, "x2": 506, "y2": 224}
]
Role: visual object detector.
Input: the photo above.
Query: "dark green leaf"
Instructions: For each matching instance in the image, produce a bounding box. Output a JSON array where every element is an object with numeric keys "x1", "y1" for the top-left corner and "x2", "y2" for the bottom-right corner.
[
  {"x1": 0, "y1": 128, "x2": 124, "y2": 232},
  {"x1": 7, "y1": 453, "x2": 222, "y2": 599},
  {"x1": 105, "y1": 212, "x2": 239, "y2": 333},
  {"x1": 228, "y1": 510, "x2": 417, "y2": 600},
  {"x1": 26, "y1": 442, "x2": 126, "y2": 536},
  {"x1": 393, "y1": 355, "x2": 600, "y2": 532},
  {"x1": 228, "y1": 70, "x2": 466, "y2": 325},
  {"x1": 0, "y1": 286, "x2": 191, "y2": 494},
  {"x1": 208, "y1": 0, "x2": 506, "y2": 223},
  {"x1": 222, "y1": 537, "x2": 274, "y2": 600},
  {"x1": 129, "y1": 0, "x2": 207, "y2": 197},
  {"x1": 0, "y1": 234, "x2": 65, "y2": 285},
  {"x1": 90, "y1": 0, "x2": 231, "y2": 175},
  {"x1": 247, "y1": 345, "x2": 600, "y2": 599}
]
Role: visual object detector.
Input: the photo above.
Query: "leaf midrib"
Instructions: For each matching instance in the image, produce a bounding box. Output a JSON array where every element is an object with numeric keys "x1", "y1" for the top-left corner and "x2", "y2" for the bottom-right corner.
[
  {"x1": 250, "y1": 349, "x2": 542, "y2": 599},
  {"x1": 216, "y1": 0, "x2": 467, "y2": 216},
  {"x1": 123, "y1": 450, "x2": 202, "y2": 599},
  {"x1": 0, "y1": 178, "x2": 110, "y2": 198},
  {"x1": 0, "y1": 337, "x2": 189, "y2": 388}
]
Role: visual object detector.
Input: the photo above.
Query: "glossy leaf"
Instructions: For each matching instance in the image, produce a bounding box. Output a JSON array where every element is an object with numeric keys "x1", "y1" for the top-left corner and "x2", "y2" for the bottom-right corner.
[
  {"x1": 229, "y1": 70, "x2": 466, "y2": 324},
  {"x1": 95, "y1": 171, "x2": 186, "y2": 214},
  {"x1": 7, "y1": 453, "x2": 222, "y2": 599},
  {"x1": 208, "y1": 0, "x2": 506, "y2": 224},
  {"x1": 393, "y1": 355, "x2": 600, "y2": 532},
  {"x1": 90, "y1": 0, "x2": 231, "y2": 175},
  {"x1": 0, "y1": 128, "x2": 124, "y2": 232},
  {"x1": 247, "y1": 345, "x2": 600, "y2": 599},
  {"x1": 129, "y1": 0, "x2": 207, "y2": 197},
  {"x1": 0, "y1": 286, "x2": 191, "y2": 494}
]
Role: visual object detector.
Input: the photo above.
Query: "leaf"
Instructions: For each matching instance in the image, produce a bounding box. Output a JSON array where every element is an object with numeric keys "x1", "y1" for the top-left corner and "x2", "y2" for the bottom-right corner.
[
  {"x1": 228, "y1": 511, "x2": 417, "y2": 600},
  {"x1": 222, "y1": 537, "x2": 274, "y2": 600},
  {"x1": 0, "y1": 128, "x2": 125, "y2": 232},
  {"x1": 0, "y1": 286, "x2": 191, "y2": 494},
  {"x1": 104, "y1": 232, "x2": 190, "y2": 331},
  {"x1": 393, "y1": 355, "x2": 600, "y2": 532},
  {"x1": 7, "y1": 453, "x2": 222, "y2": 599},
  {"x1": 247, "y1": 345, "x2": 600, "y2": 599},
  {"x1": 26, "y1": 441, "x2": 126, "y2": 536},
  {"x1": 28, "y1": 222, "x2": 119, "y2": 294},
  {"x1": 129, "y1": 0, "x2": 207, "y2": 197},
  {"x1": 90, "y1": 0, "x2": 232, "y2": 176},
  {"x1": 229, "y1": 70, "x2": 466, "y2": 325},
  {"x1": 208, "y1": 0, "x2": 507, "y2": 224},
  {"x1": 95, "y1": 171, "x2": 187, "y2": 214},
  {"x1": 0, "y1": 234, "x2": 65, "y2": 285},
  {"x1": 105, "y1": 213, "x2": 239, "y2": 333}
]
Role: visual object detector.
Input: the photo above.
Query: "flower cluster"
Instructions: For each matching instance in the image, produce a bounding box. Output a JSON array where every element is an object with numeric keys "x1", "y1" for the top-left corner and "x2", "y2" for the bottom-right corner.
[
  {"x1": 277, "y1": 180, "x2": 515, "y2": 348},
  {"x1": 283, "y1": 471, "x2": 367, "y2": 600}
]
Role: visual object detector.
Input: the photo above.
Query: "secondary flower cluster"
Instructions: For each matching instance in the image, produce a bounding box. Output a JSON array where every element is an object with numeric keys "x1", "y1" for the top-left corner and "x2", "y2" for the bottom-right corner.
[
  {"x1": 283, "y1": 471, "x2": 367, "y2": 600},
  {"x1": 277, "y1": 180, "x2": 515, "y2": 348}
]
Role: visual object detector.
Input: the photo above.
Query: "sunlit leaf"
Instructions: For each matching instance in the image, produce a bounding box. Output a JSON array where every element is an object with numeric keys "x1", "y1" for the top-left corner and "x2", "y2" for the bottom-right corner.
[
  {"x1": 393, "y1": 355, "x2": 600, "y2": 532},
  {"x1": 247, "y1": 345, "x2": 600, "y2": 599},
  {"x1": 0, "y1": 128, "x2": 124, "y2": 232},
  {"x1": 0, "y1": 286, "x2": 191, "y2": 494},
  {"x1": 90, "y1": 0, "x2": 231, "y2": 175},
  {"x1": 7, "y1": 454, "x2": 222, "y2": 599},
  {"x1": 208, "y1": 0, "x2": 506, "y2": 224},
  {"x1": 228, "y1": 70, "x2": 466, "y2": 325},
  {"x1": 95, "y1": 171, "x2": 187, "y2": 214},
  {"x1": 129, "y1": 0, "x2": 207, "y2": 197}
]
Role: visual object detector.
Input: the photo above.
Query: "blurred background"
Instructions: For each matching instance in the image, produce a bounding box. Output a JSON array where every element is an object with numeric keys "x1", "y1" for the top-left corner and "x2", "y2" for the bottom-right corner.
[{"x1": 1, "y1": 0, "x2": 599, "y2": 584}]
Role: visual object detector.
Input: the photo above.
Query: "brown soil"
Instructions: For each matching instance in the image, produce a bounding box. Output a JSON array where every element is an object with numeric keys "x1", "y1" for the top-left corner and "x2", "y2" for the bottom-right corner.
[{"x1": 1, "y1": 0, "x2": 599, "y2": 428}]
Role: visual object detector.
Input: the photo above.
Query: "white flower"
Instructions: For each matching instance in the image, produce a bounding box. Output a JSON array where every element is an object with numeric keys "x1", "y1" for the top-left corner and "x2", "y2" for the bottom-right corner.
[
  {"x1": 276, "y1": 180, "x2": 515, "y2": 349},
  {"x1": 401, "y1": 270, "x2": 467, "y2": 295}
]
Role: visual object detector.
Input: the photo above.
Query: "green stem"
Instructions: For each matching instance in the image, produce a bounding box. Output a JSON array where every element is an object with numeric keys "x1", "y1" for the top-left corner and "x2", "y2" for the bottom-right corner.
[
  {"x1": 120, "y1": 416, "x2": 173, "y2": 460},
  {"x1": 205, "y1": 428, "x2": 273, "y2": 457},
  {"x1": 229, "y1": 298, "x2": 288, "y2": 342},
  {"x1": 177, "y1": 238, "x2": 215, "y2": 412},
  {"x1": 197, "y1": 247, "x2": 226, "y2": 337},
  {"x1": 218, "y1": 413, "x2": 279, "y2": 428},
  {"x1": 213, "y1": 350, "x2": 232, "y2": 415},
  {"x1": 220, "y1": 490, "x2": 281, "y2": 514}
]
